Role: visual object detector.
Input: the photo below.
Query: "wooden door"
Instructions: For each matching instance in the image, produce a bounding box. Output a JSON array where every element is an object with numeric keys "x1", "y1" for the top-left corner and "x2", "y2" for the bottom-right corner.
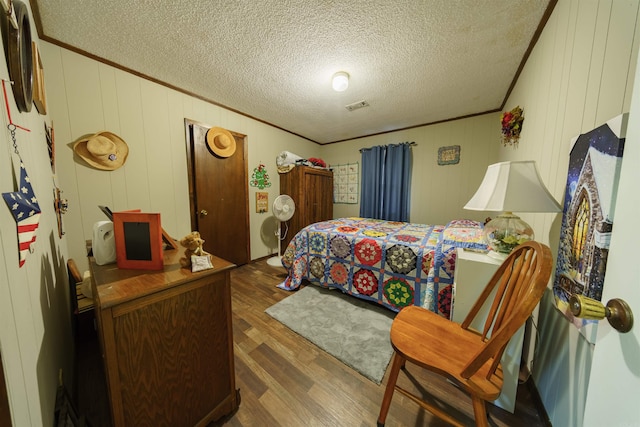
[{"x1": 185, "y1": 119, "x2": 250, "y2": 266}]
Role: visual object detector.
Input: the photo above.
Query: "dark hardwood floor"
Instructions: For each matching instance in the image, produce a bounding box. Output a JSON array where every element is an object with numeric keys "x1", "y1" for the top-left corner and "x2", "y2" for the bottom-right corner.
[{"x1": 75, "y1": 259, "x2": 547, "y2": 426}]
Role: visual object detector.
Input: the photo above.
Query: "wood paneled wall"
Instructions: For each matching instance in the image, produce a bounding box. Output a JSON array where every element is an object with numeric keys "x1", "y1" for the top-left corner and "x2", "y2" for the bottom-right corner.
[
  {"x1": 0, "y1": 5, "x2": 73, "y2": 426},
  {"x1": 40, "y1": 44, "x2": 323, "y2": 273},
  {"x1": 496, "y1": 1, "x2": 640, "y2": 426},
  {"x1": 321, "y1": 113, "x2": 500, "y2": 226},
  {"x1": 31, "y1": 3, "x2": 640, "y2": 427}
]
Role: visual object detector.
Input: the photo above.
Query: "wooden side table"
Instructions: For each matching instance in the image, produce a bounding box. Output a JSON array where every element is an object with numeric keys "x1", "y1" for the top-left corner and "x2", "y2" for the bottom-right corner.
[{"x1": 452, "y1": 248, "x2": 525, "y2": 413}]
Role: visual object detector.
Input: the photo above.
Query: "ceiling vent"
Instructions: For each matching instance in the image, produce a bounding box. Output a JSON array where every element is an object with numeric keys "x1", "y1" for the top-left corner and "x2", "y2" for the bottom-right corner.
[{"x1": 345, "y1": 100, "x2": 370, "y2": 112}]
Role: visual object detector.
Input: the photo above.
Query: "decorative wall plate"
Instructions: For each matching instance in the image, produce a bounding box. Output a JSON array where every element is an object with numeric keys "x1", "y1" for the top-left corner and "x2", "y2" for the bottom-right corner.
[
  {"x1": 1, "y1": 0, "x2": 33, "y2": 112},
  {"x1": 0, "y1": 0, "x2": 17, "y2": 29}
]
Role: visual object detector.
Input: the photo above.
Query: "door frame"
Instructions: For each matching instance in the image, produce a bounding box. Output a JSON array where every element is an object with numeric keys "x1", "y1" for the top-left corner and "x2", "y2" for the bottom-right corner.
[{"x1": 184, "y1": 118, "x2": 250, "y2": 264}]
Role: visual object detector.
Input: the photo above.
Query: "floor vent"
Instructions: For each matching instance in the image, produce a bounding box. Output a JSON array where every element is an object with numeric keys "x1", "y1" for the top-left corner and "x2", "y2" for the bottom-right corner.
[{"x1": 345, "y1": 100, "x2": 370, "y2": 111}]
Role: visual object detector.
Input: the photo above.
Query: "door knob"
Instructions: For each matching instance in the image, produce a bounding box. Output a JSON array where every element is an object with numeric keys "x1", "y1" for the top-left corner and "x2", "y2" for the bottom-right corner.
[
  {"x1": 200, "y1": 209, "x2": 208, "y2": 217},
  {"x1": 569, "y1": 294, "x2": 634, "y2": 333}
]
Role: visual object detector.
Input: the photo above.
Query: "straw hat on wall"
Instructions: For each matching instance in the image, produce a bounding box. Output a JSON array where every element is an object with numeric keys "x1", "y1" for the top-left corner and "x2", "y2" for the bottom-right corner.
[
  {"x1": 73, "y1": 131, "x2": 129, "y2": 170},
  {"x1": 206, "y1": 127, "x2": 236, "y2": 158}
]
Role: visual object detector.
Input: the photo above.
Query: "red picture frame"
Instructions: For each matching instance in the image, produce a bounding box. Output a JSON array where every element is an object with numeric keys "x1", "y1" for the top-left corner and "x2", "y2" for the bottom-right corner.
[{"x1": 113, "y1": 211, "x2": 163, "y2": 270}]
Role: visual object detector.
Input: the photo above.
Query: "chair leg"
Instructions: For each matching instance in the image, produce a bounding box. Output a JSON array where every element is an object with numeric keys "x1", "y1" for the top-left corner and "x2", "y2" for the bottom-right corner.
[
  {"x1": 377, "y1": 352, "x2": 405, "y2": 427},
  {"x1": 471, "y1": 396, "x2": 489, "y2": 427}
]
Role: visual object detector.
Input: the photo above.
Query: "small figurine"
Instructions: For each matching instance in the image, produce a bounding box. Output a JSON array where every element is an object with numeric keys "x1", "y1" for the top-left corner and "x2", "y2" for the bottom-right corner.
[{"x1": 179, "y1": 231, "x2": 212, "y2": 270}]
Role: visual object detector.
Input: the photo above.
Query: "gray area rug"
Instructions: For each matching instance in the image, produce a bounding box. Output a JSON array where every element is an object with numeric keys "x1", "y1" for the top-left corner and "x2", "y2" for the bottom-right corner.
[{"x1": 265, "y1": 285, "x2": 396, "y2": 384}]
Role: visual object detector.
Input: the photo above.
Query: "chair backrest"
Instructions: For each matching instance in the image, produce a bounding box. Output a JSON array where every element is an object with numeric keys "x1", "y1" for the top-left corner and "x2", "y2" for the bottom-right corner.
[
  {"x1": 459, "y1": 241, "x2": 552, "y2": 379},
  {"x1": 67, "y1": 259, "x2": 82, "y2": 315}
]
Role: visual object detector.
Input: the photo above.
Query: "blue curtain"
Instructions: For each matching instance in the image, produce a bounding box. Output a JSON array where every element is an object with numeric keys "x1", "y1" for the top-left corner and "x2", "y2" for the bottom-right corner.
[
  {"x1": 360, "y1": 146, "x2": 384, "y2": 218},
  {"x1": 360, "y1": 142, "x2": 412, "y2": 221}
]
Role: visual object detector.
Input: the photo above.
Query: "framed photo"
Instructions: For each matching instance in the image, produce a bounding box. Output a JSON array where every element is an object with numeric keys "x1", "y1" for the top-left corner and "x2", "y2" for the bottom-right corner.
[
  {"x1": 103, "y1": 205, "x2": 176, "y2": 250},
  {"x1": 32, "y1": 41, "x2": 47, "y2": 114},
  {"x1": 256, "y1": 191, "x2": 268, "y2": 213},
  {"x1": 437, "y1": 145, "x2": 460, "y2": 165},
  {"x1": 113, "y1": 211, "x2": 163, "y2": 270}
]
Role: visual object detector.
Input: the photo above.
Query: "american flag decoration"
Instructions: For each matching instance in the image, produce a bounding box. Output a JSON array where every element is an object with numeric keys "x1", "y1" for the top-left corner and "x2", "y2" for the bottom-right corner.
[{"x1": 2, "y1": 160, "x2": 42, "y2": 267}]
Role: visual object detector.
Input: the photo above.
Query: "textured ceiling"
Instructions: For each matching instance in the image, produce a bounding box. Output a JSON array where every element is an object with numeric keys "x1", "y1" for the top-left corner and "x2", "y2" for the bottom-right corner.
[{"x1": 31, "y1": 0, "x2": 553, "y2": 144}]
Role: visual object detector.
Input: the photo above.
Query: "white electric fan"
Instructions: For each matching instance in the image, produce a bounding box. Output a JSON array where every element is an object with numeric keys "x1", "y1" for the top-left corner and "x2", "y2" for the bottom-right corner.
[{"x1": 266, "y1": 194, "x2": 296, "y2": 268}]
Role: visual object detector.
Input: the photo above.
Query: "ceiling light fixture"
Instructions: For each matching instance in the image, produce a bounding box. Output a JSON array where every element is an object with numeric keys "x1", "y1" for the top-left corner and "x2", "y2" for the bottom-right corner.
[{"x1": 332, "y1": 71, "x2": 349, "y2": 92}]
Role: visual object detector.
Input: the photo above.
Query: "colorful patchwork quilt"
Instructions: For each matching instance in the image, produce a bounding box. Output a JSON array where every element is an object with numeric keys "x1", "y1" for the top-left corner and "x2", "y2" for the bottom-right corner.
[{"x1": 279, "y1": 217, "x2": 487, "y2": 318}]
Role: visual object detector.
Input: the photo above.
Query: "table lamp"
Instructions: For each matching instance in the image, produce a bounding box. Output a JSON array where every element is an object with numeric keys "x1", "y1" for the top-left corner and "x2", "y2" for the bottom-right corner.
[{"x1": 464, "y1": 160, "x2": 561, "y2": 258}]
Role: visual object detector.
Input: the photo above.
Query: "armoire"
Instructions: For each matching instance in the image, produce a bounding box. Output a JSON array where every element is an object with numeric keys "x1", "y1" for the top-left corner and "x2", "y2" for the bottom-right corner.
[{"x1": 279, "y1": 166, "x2": 334, "y2": 249}]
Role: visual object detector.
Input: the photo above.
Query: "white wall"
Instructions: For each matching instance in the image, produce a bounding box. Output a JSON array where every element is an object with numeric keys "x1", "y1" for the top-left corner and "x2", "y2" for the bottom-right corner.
[
  {"x1": 496, "y1": 1, "x2": 639, "y2": 426},
  {"x1": 0, "y1": 3, "x2": 72, "y2": 426},
  {"x1": 321, "y1": 113, "x2": 500, "y2": 225},
  {"x1": 40, "y1": 44, "x2": 324, "y2": 273},
  {"x1": 5, "y1": 1, "x2": 638, "y2": 425}
]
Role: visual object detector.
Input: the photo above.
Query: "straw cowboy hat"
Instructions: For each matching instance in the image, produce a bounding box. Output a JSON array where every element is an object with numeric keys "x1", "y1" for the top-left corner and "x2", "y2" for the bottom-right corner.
[
  {"x1": 206, "y1": 127, "x2": 236, "y2": 158},
  {"x1": 73, "y1": 131, "x2": 129, "y2": 170}
]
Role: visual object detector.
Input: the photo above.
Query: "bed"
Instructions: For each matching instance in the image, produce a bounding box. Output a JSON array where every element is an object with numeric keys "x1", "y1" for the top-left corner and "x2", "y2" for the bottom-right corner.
[{"x1": 279, "y1": 217, "x2": 487, "y2": 318}]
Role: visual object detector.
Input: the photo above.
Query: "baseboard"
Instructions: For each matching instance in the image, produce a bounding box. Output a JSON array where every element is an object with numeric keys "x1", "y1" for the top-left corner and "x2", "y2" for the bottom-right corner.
[
  {"x1": 253, "y1": 254, "x2": 277, "y2": 263},
  {"x1": 525, "y1": 377, "x2": 552, "y2": 427}
]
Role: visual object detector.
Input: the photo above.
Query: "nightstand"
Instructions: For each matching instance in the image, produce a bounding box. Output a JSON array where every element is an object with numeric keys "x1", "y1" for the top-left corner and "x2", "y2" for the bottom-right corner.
[{"x1": 452, "y1": 248, "x2": 525, "y2": 414}]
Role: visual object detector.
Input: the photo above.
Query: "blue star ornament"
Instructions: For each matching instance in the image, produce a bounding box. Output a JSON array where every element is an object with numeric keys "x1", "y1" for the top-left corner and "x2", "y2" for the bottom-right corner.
[{"x1": 2, "y1": 161, "x2": 42, "y2": 267}]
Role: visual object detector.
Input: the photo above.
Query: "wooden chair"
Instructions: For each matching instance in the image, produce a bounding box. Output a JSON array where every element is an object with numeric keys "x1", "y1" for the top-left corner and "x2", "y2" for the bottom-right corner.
[
  {"x1": 377, "y1": 241, "x2": 552, "y2": 427},
  {"x1": 67, "y1": 260, "x2": 83, "y2": 313},
  {"x1": 67, "y1": 259, "x2": 95, "y2": 340}
]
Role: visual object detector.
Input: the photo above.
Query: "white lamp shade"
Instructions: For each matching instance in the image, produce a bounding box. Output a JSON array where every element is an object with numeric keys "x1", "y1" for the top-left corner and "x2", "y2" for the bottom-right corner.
[
  {"x1": 332, "y1": 71, "x2": 349, "y2": 92},
  {"x1": 464, "y1": 161, "x2": 561, "y2": 213}
]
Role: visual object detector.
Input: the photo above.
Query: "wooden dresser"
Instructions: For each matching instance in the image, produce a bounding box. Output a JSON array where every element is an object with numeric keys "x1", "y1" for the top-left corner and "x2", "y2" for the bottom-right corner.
[
  {"x1": 279, "y1": 165, "x2": 333, "y2": 249},
  {"x1": 89, "y1": 250, "x2": 238, "y2": 427}
]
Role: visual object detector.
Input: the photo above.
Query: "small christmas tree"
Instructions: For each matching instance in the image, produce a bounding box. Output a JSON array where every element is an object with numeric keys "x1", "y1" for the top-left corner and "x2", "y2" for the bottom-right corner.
[{"x1": 250, "y1": 163, "x2": 271, "y2": 189}]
